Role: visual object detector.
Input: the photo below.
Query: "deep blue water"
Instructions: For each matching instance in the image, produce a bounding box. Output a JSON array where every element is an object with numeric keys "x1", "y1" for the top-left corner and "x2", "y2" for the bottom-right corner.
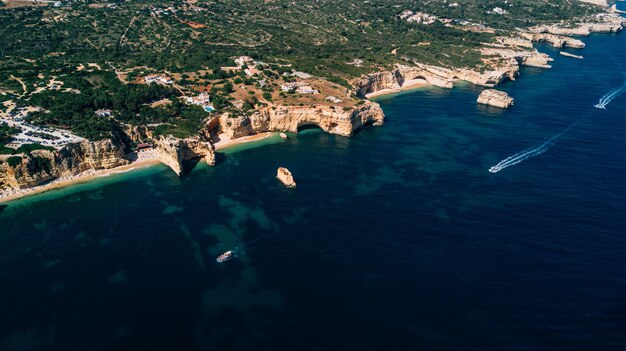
[{"x1": 2, "y1": 28, "x2": 626, "y2": 351}]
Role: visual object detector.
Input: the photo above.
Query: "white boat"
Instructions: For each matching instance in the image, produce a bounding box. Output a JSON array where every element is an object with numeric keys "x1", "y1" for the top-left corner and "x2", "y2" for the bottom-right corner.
[{"x1": 216, "y1": 250, "x2": 233, "y2": 263}]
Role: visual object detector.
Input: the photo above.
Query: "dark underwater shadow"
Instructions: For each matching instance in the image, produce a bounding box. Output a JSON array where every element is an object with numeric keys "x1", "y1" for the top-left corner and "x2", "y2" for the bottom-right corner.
[
  {"x1": 213, "y1": 152, "x2": 227, "y2": 166},
  {"x1": 179, "y1": 158, "x2": 202, "y2": 178},
  {"x1": 0, "y1": 204, "x2": 7, "y2": 214}
]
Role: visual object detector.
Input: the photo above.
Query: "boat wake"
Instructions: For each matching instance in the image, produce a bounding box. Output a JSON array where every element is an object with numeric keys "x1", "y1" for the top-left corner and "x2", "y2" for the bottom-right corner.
[
  {"x1": 594, "y1": 80, "x2": 626, "y2": 109},
  {"x1": 489, "y1": 134, "x2": 559, "y2": 173},
  {"x1": 490, "y1": 79, "x2": 626, "y2": 173}
]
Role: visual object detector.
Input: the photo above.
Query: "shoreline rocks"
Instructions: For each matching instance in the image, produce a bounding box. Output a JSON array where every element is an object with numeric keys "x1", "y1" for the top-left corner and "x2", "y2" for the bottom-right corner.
[
  {"x1": 276, "y1": 167, "x2": 296, "y2": 188},
  {"x1": 155, "y1": 136, "x2": 215, "y2": 176},
  {"x1": 0, "y1": 139, "x2": 128, "y2": 190},
  {"x1": 477, "y1": 89, "x2": 514, "y2": 109},
  {"x1": 219, "y1": 102, "x2": 384, "y2": 138},
  {"x1": 560, "y1": 51, "x2": 584, "y2": 59}
]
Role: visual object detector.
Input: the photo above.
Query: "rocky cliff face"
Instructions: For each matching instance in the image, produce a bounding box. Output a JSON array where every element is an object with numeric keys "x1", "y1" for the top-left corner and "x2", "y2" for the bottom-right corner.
[
  {"x1": 530, "y1": 13, "x2": 625, "y2": 36},
  {"x1": 155, "y1": 136, "x2": 215, "y2": 176},
  {"x1": 521, "y1": 33, "x2": 586, "y2": 49},
  {"x1": 578, "y1": 0, "x2": 608, "y2": 6},
  {"x1": 355, "y1": 59, "x2": 526, "y2": 96},
  {"x1": 355, "y1": 64, "x2": 453, "y2": 96},
  {"x1": 356, "y1": 13, "x2": 624, "y2": 98},
  {"x1": 0, "y1": 139, "x2": 128, "y2": 190},
  {"x1": 220, "y1": 102, "x2": 385, "y2": 138},
  {"x1": 477, "y1": 89, "x2": 515, "y2": 109}
]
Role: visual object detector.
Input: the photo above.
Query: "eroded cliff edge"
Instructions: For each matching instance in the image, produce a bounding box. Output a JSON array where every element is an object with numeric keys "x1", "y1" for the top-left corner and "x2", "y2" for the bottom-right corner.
[
  {"x1": 0, "y1": 139, "x2": 128, "y2": 190},
  {"x1": 218, "y1": 101, "x2": 385, "y2": 138},
  {"x1": 356, "y1": 13, "x2": 626, "y2": 97},
  {"x1": 155, "y1": 136, "x2": 216, "y2": 176}
]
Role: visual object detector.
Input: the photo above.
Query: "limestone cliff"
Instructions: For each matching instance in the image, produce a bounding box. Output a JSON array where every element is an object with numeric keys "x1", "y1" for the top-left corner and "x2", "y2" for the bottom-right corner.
[
  {"x1": 356, "y1": 58, "x2": 526, "y2": 96},
  {"x1": 578, "y1": 0, "x2": 608, "y2": 7},
  {"x1": 220, "y1": 102, "x2": 384, "y2": 138},
  {"x1": 155, "y1": 136, "x2": 215, "y2": 176},
  {"x1": 477, "y1": 89, "x2": 515, "y2": 109},
  {"x1": 530, "y1": 13, "x2": 625, "y2": 36},
  {"x1": 521, "y1": 33, "x2": 586, "y2": 49},
  {"x1": 0, "y1": 139, "x2": 128, "y2": 190},
  {"x1": 126, "y1": 124, "x2": 154, "y2": 142}
]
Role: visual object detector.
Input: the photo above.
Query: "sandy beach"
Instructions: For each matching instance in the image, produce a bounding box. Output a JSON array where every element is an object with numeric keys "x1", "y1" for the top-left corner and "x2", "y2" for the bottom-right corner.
[
  {"x1": 213, "y1": 132, "x2": 276, "y2": 150},
  {"x1": 365, "y1": 78, "x2": 429, "y2": 99},
  {"x1": 0, "y1": 152, "x2": 161, "y2": 204},
  {"x1": 0, "y1": 132, "x2": 278, "y2": 204}
]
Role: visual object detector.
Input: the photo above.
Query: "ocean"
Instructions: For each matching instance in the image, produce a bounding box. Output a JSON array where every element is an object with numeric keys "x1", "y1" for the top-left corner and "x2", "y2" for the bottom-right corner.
[{"x1": 1, "y1": 24, "x2": 626, "y2": 351}]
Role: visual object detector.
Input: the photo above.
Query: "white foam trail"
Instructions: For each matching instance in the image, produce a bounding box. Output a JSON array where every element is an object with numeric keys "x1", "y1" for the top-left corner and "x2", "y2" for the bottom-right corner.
[
  {"x1": 594, "y1": 82, "x2": 626, "y2": 109},
  {"x1": 490, "y1": 79, "x2": 626, "y2": 173},
  {"x1": 489, "y1": 117, "x2": 586, "y2": 173},
  {"x1": 488, "y1": 134, "x2": 559, "y2": 173}
]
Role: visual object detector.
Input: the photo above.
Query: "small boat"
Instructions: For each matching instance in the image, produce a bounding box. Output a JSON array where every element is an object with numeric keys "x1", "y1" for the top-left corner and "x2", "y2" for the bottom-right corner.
[{"x1": 216, "y1": 250, "x2": 233, "y2": 263}]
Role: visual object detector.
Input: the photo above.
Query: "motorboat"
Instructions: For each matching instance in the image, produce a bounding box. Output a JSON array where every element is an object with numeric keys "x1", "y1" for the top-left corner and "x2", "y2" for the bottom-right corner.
[{"x1": 216, "y1": 250, "x2": 233, "y2": 263}]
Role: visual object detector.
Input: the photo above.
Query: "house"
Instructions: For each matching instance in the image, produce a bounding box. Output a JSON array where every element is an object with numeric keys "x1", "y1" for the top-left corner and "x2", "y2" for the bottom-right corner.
[
  {"x1": 185, "y1": 93, "x2": 211, "y2": 106},
  {"x1": 244, "y1": 67, "x2": 260, "y2": 77},
  {"x1": 184, "y1": 93, "x2": 215, "y2": 112},
  {"x1": 95, "y1": 109, "x2": 112, "y2": 117},
  {"x1": 280, "y1": 82, "x2": 307, "y2": 92},
  {"x1": 296, "y1": 86, "x2": 319, "y2": 94},
  {"x1": 144, "y1": 75, "x2": 173, "y2": 85},
  {"x1": 144, "y1": 75, "x2": 160, "y2": 84},
  {"x1": 405, "y1": 12, "x2": 439, "y2": 25},
  {"x1": 492, "y1": 7, "x2": 508, "y2": 15},
  {"x1": 235, "y1": 56, "x2": 254, "y2": 68},
  {"x1": 159, "y1": 76, "x2": 173, "y2": 84}
]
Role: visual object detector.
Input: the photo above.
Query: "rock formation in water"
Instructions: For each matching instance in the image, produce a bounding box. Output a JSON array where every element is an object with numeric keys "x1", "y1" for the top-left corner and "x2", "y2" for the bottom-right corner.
[
  {"x1": 0, "y1": 139, "x2": 128, "y2": 190},
  {"x1": 276, "y1": 167, "x2": 296, "y2": 188},
  {"x1": 477, "y1": 89, "x2": 515, "y2": 109},
  {"x1": 355, "y1": 14, "x2": 624, "y2": 98},
  {"x1": 219, "y1": 102, "x2": 384, "y2": 138},
  {"x1": 154, "y1": 136, "x2": 215, "y2": 176},
  {"x1": 560, "y1": 51, "x2": 584, "y2": 59},
  {"x1": 355, "y1": 53, "x2": 547, "y2": 96}
]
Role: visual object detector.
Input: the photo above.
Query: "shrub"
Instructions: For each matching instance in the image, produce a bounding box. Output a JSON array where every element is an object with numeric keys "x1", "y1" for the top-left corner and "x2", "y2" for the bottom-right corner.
[{"x1": 7, "y1": 156, "x2": 22, "y2": 168}]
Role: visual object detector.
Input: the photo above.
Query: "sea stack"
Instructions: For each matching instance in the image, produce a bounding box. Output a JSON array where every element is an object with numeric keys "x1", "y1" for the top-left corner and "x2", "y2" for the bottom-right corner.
[
  {"x1": 560, "y1": 51, "x2": 584, "y2": 59},
  {"x1": 477, "y1": 89, "x2": 515, "y2": 109},
  {"x1": 280, "y1": 132, "x2": 288, "y2": 140},
  {"x1": 276, "y1": 167, "x2": 296, "y2": 188}
]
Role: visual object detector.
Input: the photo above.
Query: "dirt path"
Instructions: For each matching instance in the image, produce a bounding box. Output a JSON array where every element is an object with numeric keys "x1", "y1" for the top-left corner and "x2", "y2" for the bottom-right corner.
[
  {"x1": 119, "y1": 16, "x2": 137, "y2": 46},
  {"x1": 9, "y1": 75, "x2": 27, "y2": 97}
]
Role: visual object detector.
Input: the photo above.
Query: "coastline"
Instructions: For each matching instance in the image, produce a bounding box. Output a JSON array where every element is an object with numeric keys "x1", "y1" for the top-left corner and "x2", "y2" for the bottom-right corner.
[
  {"x1": 0, "y1": 132, "x2": 277, "y2": 204},
  {"x1": 213, "y1": 132, "x2": 276, "y2": 150},
  {"x1": 365, "y1": 79, "x2": 429, "y2": 99},
  {"x1": 3, "y1": 12, "x2": 623, "y2": 205}
]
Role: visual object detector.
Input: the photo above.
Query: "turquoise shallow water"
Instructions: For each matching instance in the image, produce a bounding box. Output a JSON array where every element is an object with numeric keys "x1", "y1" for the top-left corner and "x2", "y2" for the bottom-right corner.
[{"x1": 1, "y1": 25, "x2": 626, "y2": 351}]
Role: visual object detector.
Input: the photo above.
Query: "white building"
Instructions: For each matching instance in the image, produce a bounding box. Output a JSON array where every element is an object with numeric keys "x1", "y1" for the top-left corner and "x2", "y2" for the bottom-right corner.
[
  {"x1": 185, "y1": 93, "x2": 211, "y2": 106},
  {"x1": 144, "y1": 75, "x2": 173, "y2": 85},
  {"x1": 281, "y1": 82, "x2": 307, "y2": 92},
  {"x1": 234, "y1": 56, "x2": 254, "y2": 68},
  {"x1": 492, "y1": 7, "x2": 508, "y2": 15},
  {"x1": 95, "y1": 109, "x2": 112, "y2": 117},
  {"x1": 296, "y1": 86, "x2": 319, "y2": 94}
]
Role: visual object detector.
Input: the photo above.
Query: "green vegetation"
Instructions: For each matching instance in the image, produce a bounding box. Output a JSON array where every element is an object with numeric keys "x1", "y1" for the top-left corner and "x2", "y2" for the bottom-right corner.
[
  {"x1": 0, "y1": 0, "x2": 601, "y2": 141},
  {"x1": 0, "y1": 123, "x2": 20, "y2": 143},
  {"x1": 7, "y1": 156, "x2": 22, "y2": 168},
  {"x1": 0, "y1": 143, "x2": 54, "y2": 155}
]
